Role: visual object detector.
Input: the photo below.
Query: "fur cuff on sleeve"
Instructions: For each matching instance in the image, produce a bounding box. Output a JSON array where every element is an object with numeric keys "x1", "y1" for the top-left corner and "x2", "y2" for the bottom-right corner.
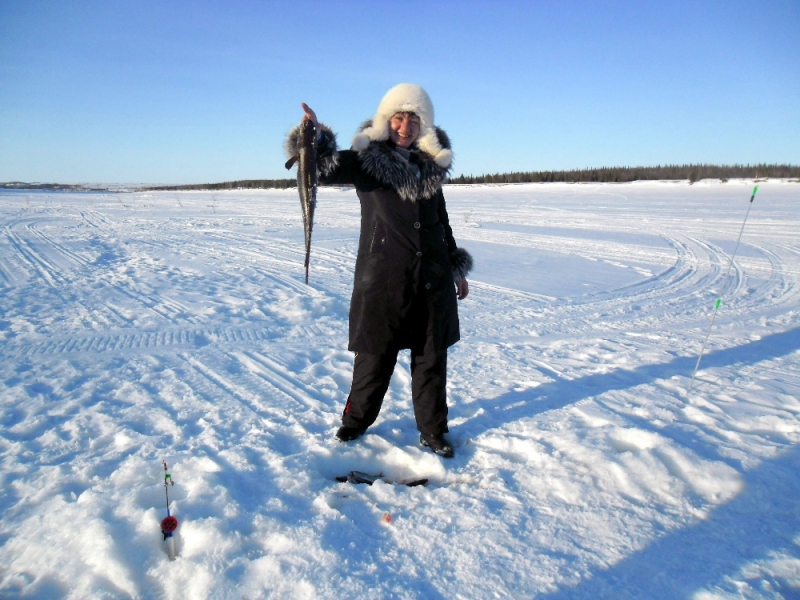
[
  {"x1": 450, "y1": 247, "x2": 473, "y2": 282},
  {"x1": 284, "y1": 123, "x2": 339, "y2": 179}
]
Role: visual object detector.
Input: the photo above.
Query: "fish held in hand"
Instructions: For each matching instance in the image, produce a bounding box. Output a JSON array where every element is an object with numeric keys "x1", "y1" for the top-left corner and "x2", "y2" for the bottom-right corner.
[{"x1": 285, "y1": 119, "x2": 317, "y2": 284}]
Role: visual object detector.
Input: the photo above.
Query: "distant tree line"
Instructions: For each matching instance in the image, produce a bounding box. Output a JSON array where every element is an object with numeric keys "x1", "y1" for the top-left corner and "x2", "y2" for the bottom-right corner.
[
  {"x1": 0, "y1": 182, "x2": 106, "y2": 191},
  {"x1": 447, "y1": 163, "x2": 800, "y2": 185},
  {"x1": 143, "y1": 178, "x2": 296, "y2": 191},
  {"x1": 141, "y1": 164, "x2": 799, "y2": 191},
  {"x1": 4, "y1": 164, "x2": 798, "y2": 193}
]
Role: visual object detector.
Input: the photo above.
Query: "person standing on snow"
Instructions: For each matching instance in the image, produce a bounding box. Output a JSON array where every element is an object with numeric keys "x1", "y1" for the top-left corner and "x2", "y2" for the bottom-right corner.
[{"x1": 285, "y1": 83, "x2": 472, "y2": 458}]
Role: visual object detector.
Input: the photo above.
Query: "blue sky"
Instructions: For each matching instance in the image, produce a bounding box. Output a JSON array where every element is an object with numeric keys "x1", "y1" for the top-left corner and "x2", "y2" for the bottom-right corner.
[{"x1": 1, "y1": 0, "x2": 798, "y2": 184}]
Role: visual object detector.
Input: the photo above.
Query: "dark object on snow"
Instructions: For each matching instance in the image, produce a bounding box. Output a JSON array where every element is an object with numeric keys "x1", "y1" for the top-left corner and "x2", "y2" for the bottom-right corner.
[
  {"x1": 336, "y1": 425, "x2": 366, "y2": 442},
  {"x1": 420, "y1": 433, "x2": 454, "y2": 458},
  {"x1": 335, "y1": 471, "x2": 428, "y2": 487},
  {"x1": 285, "y1": 118, "x2": 318, "y2": 284}
]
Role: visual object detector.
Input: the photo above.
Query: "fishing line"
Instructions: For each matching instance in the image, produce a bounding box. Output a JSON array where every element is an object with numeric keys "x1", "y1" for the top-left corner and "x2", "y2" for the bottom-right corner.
[{"x1": 688, "y1": 185, "x2": 759, "y2": 392}]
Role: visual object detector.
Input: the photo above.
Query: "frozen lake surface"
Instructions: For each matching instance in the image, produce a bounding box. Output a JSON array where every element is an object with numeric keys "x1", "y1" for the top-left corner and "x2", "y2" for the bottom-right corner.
[{"x1": 1, "y1": 180, "x2": 799, "y2": 598}]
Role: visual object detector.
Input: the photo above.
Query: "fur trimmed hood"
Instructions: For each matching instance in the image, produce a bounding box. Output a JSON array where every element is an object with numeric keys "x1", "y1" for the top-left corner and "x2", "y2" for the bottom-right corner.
[
  {"x1": 352, "y1": 83, "x2": 453, "y2": 169},
  {"x1": 356, "y1": 121, "x2": 452, "y2": 202}
]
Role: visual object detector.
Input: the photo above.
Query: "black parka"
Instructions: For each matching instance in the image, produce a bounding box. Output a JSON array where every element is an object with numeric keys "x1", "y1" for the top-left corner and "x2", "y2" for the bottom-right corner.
[{"x1": 315, "y1": 133, "x2": 470, "y2": 355}]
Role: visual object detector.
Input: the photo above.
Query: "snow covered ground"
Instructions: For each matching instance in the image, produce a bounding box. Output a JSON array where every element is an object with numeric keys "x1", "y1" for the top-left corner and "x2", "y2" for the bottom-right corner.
[{"x1": 1, "y1": 180, "x2": 799, "y2": 599}]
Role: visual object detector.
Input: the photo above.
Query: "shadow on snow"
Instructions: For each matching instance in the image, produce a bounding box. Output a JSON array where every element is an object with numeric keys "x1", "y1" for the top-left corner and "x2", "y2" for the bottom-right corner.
[
  {"x1": 456, "y1": 326, "x2": 800, "y2": 598},
  {"x1": 541, "y1": 443, "x2": 800, "y2": 599},
  {"x1": 457, "y1": 326, "x2": 800, "y2": 444}
]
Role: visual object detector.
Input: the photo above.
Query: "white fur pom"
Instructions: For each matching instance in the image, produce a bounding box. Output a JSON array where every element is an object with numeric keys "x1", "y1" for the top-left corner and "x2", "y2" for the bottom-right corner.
[
  {"x1": 434, "y1": 149, "x2": 453, "y2": 168},
  {"x1": 352, "y1": 132, "x2": 370, "y2": 151},
  {"x1": 415, "y1": 131, "x2": 441, "y2": 161}
]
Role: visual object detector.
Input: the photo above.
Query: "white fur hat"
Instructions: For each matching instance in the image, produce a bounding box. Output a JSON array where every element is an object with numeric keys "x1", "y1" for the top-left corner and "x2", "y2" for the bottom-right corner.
[{"x1": 352, "y1": 83, "x2": 453, "y2": 168}]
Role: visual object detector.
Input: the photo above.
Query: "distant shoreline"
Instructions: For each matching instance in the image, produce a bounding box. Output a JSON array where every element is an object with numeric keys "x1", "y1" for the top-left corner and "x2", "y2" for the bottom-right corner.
[{"x1": 3, "y1": 163, "x2": 798, "y2": 191}]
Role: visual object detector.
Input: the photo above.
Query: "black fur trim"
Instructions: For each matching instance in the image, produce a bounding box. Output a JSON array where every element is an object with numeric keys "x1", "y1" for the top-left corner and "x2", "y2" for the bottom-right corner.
[
  {"x1": 357, "y1": 145, "x2": 449, "y2": 202},
  {"x1": 284, "y1": 123, "x2": 339, "y2": 179},
  {"x1": 354, "y1": 121, "x2": 451, "y2": 202},
  {"x1": 316, "y1": 128, "x2": 339, "y2": 179},
  {"x1": 450, "y1": 247, "x2": 473, "y2": 282},
  {"x1": 434, "y1": 127, "x2": 451, "y2": 152}
]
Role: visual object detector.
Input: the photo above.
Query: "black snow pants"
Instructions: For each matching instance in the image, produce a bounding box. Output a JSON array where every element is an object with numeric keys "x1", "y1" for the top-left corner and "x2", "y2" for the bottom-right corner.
[
  {"x1": 342, "y1": 277, "x2": 452, "y2": 436},
  {"x1": 341, "y1": 346, "x2": 449, "y2": 436}
]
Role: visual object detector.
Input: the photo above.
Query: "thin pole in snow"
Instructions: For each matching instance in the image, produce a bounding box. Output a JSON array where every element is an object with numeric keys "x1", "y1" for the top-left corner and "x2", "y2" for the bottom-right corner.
[
  {"x1": 161, "y1": 460, "x2": 178, "y2": 560},
  {"x1": 688, "y1": 185, "x2": 759, "y2": 392}
]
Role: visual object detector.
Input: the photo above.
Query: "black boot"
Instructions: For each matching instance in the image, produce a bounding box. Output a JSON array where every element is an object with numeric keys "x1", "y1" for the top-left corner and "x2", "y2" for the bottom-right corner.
[
  {"x1": 336, "y1": 425, "x2": 366, "y2": 442},
  {"x1": 420, "y1": 433, "x2": 454, "y2": 458}
]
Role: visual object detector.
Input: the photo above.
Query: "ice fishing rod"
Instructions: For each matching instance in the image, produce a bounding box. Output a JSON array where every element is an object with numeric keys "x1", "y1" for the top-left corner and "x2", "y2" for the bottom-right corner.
[
  {"x1": 161, "y1": 460, "x2": 179, "y2": 560},
  {"x1": 688, "y1": 185, "x2": 759, "y2": 392}
]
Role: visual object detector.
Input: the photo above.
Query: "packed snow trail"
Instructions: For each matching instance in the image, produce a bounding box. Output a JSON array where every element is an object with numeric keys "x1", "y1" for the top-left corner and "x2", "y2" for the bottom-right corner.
[{"x1": 1, "y1": 181, "x2": 798, "y2": 598}]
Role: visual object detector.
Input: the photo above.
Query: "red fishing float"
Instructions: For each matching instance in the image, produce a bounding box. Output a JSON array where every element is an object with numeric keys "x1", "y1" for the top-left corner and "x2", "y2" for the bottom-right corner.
[{"x1": 161, "y1": 515, "x2": 178, "y2": 535}]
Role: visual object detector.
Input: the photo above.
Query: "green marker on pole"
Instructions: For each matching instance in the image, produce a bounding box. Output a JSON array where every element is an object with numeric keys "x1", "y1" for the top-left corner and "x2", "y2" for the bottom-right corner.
[{"x1": 688, "y1": 185, "x2": 758, "y2": 392}]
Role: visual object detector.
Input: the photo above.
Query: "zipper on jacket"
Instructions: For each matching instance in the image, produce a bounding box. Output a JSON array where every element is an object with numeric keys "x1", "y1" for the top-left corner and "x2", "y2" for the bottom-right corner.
[{"x1": 369, "y1": 222, "x2": 378, "y2": 254}]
